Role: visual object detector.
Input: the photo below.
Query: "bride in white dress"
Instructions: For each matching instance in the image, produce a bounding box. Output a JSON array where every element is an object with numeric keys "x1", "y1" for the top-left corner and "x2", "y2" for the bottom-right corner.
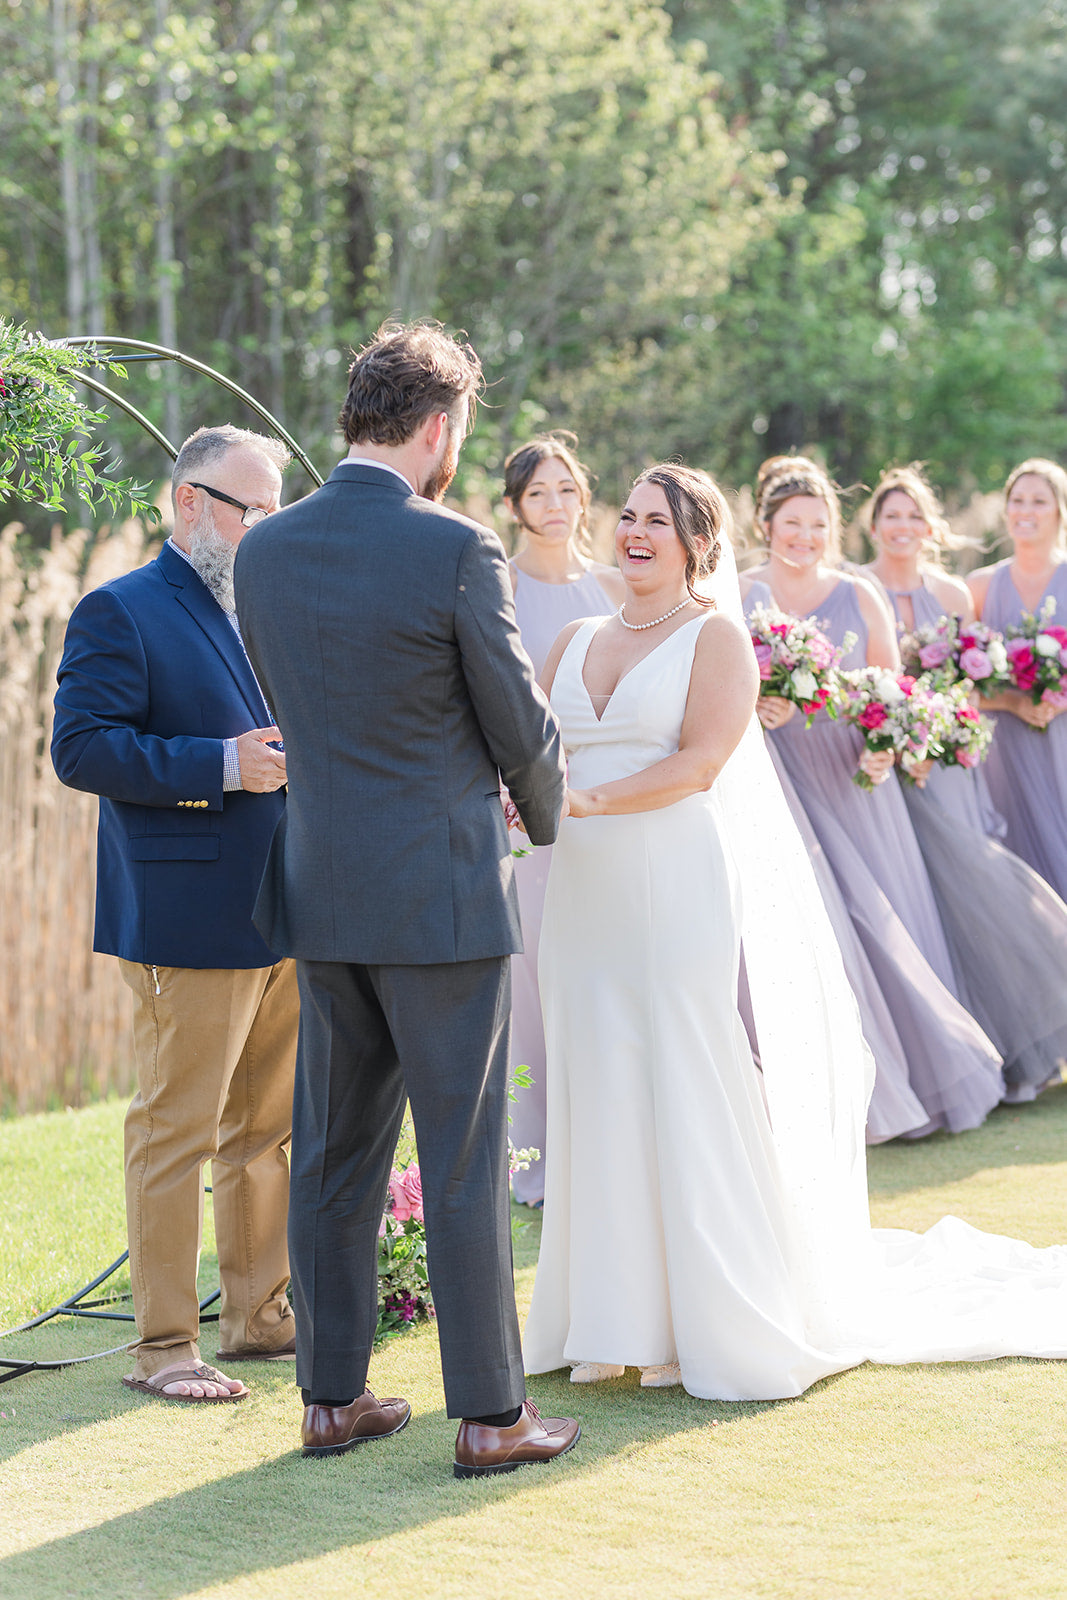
[{"x1": 523, "y1": 463, "x2": 1067, "y2": 1402}]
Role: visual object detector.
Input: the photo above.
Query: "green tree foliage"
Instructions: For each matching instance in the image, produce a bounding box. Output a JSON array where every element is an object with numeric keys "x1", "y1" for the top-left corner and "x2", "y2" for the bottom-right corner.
[
  {"x1": 0, "y1": 318, "x2": 159, "y2": 518},
  {"x1": 1, "y1": 0, "x2": 1065, "y2": 516},
  {"x1": 0, "y1": 0, "x2": 778, "y2": 515},
  {"x1": 669, "y1": 0, "x2": 1067, "y2": 494}
]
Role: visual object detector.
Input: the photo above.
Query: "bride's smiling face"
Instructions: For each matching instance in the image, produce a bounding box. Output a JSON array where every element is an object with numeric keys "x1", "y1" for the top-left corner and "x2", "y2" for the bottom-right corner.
[{"x1": 615, "y1": 482, "x2": 687, "y2": 590}]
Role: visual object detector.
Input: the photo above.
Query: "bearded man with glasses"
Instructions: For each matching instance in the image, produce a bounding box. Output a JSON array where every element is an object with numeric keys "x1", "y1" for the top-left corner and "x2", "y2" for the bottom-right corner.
[{"x1": 52, "y1": 424, "x2": 301, "y2": 1403}]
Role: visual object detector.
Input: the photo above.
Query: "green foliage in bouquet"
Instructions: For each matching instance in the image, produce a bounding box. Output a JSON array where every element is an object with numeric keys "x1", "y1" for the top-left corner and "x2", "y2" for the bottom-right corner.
[
  {"x1": 376, "y1": 1162, "x2": 434, "y2": 1345},
  {"x1": 0, "y1": 319, "x2": 160, "y2": 522}
]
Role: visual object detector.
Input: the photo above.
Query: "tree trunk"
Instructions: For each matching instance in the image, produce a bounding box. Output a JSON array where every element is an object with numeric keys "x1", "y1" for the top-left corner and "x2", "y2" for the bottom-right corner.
[
  {"x1": 52, "y1": 0, "x2": 85, "y2": 332},
  {"x1": 153, "y1": 0, "x2": 180, "y2": 443}
]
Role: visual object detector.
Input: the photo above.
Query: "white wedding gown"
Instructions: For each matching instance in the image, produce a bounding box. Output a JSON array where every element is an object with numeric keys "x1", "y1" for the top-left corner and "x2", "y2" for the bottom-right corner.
[{"x1": 523, "y1": 611, "x2": 1067, "y2": 1401}]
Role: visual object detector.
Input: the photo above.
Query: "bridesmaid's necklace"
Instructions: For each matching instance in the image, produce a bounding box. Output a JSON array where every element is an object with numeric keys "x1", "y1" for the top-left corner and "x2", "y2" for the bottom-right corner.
[{"x1": 618, "y1": 598, "x2": 692, "y2": 631}]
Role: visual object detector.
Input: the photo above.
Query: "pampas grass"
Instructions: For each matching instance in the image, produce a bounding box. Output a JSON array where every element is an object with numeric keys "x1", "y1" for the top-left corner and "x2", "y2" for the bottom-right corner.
[{"x1": 0, "y1": 520, "x2": 157, "y2": 1112}]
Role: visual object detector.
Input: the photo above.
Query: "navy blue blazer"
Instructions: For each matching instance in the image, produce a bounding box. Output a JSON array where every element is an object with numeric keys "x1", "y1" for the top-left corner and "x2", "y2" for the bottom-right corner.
[{"x1": 51, "y1": 541, "x2": 286, "y2": 969}]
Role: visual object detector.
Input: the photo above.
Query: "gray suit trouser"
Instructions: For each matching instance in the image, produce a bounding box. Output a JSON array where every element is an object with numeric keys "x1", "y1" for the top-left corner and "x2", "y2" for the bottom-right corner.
[{"x1": 289, "y1": 956, "x2": 525, "y2": 1418}]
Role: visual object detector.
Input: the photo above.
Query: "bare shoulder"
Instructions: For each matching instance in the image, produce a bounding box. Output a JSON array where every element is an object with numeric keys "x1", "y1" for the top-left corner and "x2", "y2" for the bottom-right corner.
[
  {"x1": 926, "y1": 568, "x2": 972, "y2": 615},
  {"x1": 848, "y1": 572, "x2": 894, "y2": 621},
  {"x1": 694, "y1": 608, "x2": 757, "y2": 672}
]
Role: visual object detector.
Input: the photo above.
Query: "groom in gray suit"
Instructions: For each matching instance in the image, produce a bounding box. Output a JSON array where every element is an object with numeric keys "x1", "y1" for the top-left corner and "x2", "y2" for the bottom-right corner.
[{"x1": 234, "y1": 320, "x2": 579, "y2": 1476}]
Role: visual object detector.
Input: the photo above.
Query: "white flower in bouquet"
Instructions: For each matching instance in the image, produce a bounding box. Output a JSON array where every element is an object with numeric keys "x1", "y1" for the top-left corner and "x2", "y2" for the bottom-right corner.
[
  {"x1": 1035, "y1": 633, "x2": 1062, "y2": 657},
  {"x1": 875, "y1": 673, "x2": 906, "y2": 703},
  {"x1": 790, "y1": 667, "x2": 818, "y2": 701},
  {"x1": 987, "y1": 637, "x2": 1009, "y2": 675}
]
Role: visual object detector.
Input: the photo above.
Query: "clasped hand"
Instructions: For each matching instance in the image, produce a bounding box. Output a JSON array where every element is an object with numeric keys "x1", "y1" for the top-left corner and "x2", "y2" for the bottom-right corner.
[{"x1": 237, "y1": 726, "x2": 287, "y2": 792}]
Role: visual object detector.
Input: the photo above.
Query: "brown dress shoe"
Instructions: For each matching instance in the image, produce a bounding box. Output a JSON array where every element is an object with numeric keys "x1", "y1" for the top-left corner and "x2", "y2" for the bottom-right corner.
[
  {"x1": 301, "y1": 1390, "x2": 411, "y2": 1457},
  {"x1": 453, "y1": 1399, "x2": 580, "y2": 1479}
]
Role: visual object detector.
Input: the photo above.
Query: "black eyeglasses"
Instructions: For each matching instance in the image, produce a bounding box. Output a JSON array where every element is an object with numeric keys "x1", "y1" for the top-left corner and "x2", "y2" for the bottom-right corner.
[{"x1": 188, "y1": 482, "x2": 270, "y2": 528}]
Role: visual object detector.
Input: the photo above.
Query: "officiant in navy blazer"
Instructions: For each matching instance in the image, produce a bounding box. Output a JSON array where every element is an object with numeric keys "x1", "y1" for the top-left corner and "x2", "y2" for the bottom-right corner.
[{"x1": 51, "y1": 425, "x2": 300, "y2": 1404}]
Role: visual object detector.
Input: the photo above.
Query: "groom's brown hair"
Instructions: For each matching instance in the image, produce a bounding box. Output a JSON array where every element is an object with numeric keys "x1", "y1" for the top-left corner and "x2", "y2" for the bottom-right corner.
[{"x1": 340, "y1": 319, "x2": 483, "y2": 447}]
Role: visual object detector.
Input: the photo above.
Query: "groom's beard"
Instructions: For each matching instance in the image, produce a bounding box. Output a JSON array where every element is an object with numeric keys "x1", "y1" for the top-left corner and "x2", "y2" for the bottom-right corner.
[
  {"x1": 422, "y1": 428, "x2": 460, "y2": 503},
  {"x1": 187, "y1": 505, "x2": 238, "y2": 613}
]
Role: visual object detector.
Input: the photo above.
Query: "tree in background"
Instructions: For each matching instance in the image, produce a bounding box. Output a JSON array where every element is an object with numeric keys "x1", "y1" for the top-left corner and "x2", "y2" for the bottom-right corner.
[
  {"x1": 0, "y1": 0, "x2": 778, "y2": 517},
  {"x1": 668, "y1": 0, "x2": 1067, "y2": 494},
  {"x1": 1, "y1": 0, "x2": 1065, "y2": 518}
]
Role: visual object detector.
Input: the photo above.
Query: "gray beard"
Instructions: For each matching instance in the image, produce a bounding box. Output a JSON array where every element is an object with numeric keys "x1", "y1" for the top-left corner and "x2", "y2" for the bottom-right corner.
[{"x1": 187, "y1": 510, "x2": 237, "y2": 614}]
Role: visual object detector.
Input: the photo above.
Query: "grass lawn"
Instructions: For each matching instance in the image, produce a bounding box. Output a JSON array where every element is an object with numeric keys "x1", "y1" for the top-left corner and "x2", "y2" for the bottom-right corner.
[{"x1": 2, "y1": 1088, "x2": 1067, "y2": 1599}]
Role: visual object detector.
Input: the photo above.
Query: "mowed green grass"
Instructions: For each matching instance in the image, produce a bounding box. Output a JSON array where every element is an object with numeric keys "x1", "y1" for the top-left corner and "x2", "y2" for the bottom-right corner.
[{"x1": 2, "y1": 1089, "x2": 1067, "y2": 1600}]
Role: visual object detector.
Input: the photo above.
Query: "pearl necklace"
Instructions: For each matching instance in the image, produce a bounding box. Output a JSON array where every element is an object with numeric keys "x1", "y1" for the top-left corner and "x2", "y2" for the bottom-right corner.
[{"x1": 618, "y1": 598, "x2": 693, "y2": 631}]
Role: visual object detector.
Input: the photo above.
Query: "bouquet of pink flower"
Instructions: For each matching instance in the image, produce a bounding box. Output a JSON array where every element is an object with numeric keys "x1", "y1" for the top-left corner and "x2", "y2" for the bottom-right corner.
[
  {"x1": 838, "y1": 668, "x2": 942, "y2": 789},
  {"x1": 377, "y1": 1160, "x2": 434, "y2": 1342},
  {"x1": 1003, "y1": 599, "x2": 1067, "y2": 718},
  {"x1": 933, "y1": 681, "x2": 994, "y2": 770},
  {"x1": 899, "y1": 614, "x2": 1010, "y2": 695},
  {"x1": 747, "y1": 602, "x2": 856, "y2": 726}
]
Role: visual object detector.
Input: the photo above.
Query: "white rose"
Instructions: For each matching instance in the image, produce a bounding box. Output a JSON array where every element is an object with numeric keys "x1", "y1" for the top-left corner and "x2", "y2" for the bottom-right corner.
[
  {"x1": 877, "y1": 674, "x2": 905, "y2": 703},
  {"x1": 1035, "y1": 633, "x2": 1061, "y2": 657},
  {"x1": 988, "y1": 639, "x2": 1008, "y2": 673},
  {"x1": 790, "y1": 668, "x2": 818, "y2": 701}
]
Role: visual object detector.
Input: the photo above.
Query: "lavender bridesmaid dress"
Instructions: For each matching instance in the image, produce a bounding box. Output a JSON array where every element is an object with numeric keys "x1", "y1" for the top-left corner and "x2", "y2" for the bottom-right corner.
[
  {"x1": 981, "y1": 562, "x2": 1067, "y2": 901},
  {"x1": 888, "y1": 583, "x2": 1067, "y2": 1097},
  {"x1": 746, "y1": 578, "x2": 1004, "y2": 1136},
  {"x1": 508, "y1": 565, "x2": 616, "y2": 1203}
]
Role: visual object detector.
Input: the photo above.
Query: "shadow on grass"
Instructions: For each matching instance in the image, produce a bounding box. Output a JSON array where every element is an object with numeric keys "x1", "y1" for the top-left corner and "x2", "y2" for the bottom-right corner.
[
  {"x1": 0, "y1": 1361, "x2": 794, "y2": 1598},
  {"x1": 867, "y1": 1080, "x2": 1067, "y2": 1197}
]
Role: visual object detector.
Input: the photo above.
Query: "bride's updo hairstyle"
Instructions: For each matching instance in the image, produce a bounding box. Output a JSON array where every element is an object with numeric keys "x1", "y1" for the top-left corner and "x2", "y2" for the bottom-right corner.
[
  {"x1": 633, "y1": 463, "x2": 727, "y2": 605},
  {"x1": 755, "y1": 454, "x2": 843, "y2": 563},
  {"x1": 503, "y1": 431, "x2": 594, "y2": 553},
  {"x1": 1005, "y1": 457, "x2": 1067, "y2": 546},
  {"x1": 862, "y1": 463, "x2": 956, "y2": 565}
]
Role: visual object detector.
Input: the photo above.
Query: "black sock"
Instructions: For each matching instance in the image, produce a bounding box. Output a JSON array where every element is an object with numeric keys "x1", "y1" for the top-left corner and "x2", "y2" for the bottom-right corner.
[
  {"x1": 466, "y1": 1405, "x2": 523, "y2": 1427},
  {"x1": 302, "y1": 1389, "x2": 356, "y2": 1408}
]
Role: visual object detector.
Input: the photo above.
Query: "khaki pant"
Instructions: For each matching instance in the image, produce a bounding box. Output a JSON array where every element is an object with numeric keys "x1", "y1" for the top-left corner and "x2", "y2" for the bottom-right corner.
[{"x1": 119, "y1": 959, "x2": 298, "y2": 1380}]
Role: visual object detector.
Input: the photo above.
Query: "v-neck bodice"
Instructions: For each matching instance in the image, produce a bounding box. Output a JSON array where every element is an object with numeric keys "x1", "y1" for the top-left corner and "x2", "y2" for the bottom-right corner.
[{"x1": 550, "y1": 614, "x2": 708, "y2": 787}]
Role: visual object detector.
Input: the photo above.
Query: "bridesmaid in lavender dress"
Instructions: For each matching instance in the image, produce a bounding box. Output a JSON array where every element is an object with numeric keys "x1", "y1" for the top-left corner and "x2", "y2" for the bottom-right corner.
[
  {"x1": 862, "y1": 464, "x2": 1067, "y2": 1098},
  {"x1": 969, "y1": 459, "x2": 1067, "y2": 903},
  {"x1": 502, "y1": 434, "x2": 623, "y2": 1203},
  {"x1": 742, "y1": 455, "x2": 1004, "y2": 1138}
]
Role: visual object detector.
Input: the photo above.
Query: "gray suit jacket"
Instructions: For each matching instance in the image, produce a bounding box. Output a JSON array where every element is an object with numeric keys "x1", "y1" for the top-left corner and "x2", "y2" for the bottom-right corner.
[{"x1": 234, "y1": 462, "x2": 566, "y2": 964}]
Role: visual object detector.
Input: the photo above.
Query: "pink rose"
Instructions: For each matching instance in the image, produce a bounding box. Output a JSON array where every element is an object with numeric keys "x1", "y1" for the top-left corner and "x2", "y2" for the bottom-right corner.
[
  {"x1": 388, "y1": 1164, "x2": 423, "y2": 1223},
  {"x1": 1041, "y1": 689, "x2": 1067, "y2": 708},
  {"x1": 919, "y1": 640, "x2": 952, "y2": 669},
  {"x1": 858, "y1": 703, "x2": 888, "y2": 729},
  {"x1": 898, "y1": 675, "x2": 916, "y2": 696},
  {"x1": 959, "y1": 647, "x2": 992, "y2": 680},
  {"x1": 400, "y1": 1163, "x2": 423, "y2": 1223},
  {"x1": 1006, "y1": 637, "x2": 1034, "y2": 662},
  {"x1": 1015, "y1": 661, "x2": 1038, "y2": 692},
  {"x1": 752, "y1": 641, "x2": 774, "y2": 679},
  {"x1": 1045, "y1": 625, "x2": 1067, "y2": 646},
  {"x1": 956, "y1": 748, "x2": 979, "y2": 768}
]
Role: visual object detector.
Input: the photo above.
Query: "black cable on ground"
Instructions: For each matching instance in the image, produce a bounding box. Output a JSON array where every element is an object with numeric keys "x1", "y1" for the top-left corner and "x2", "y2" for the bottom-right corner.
[{"x1": 0, "y1": 1244, "x2": 222, "y2": 1385}]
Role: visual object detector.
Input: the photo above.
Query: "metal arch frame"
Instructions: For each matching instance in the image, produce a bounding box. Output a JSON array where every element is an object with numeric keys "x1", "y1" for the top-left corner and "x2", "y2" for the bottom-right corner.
[{"x1": 61, "y1": 336, "x2": 324, "y2": 485}]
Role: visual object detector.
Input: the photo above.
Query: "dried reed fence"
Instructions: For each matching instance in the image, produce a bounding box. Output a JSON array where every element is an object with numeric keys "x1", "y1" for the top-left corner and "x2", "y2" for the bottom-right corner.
[{"x1": 0, "y1": 519, "x2": 157, "y2": 1113}]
